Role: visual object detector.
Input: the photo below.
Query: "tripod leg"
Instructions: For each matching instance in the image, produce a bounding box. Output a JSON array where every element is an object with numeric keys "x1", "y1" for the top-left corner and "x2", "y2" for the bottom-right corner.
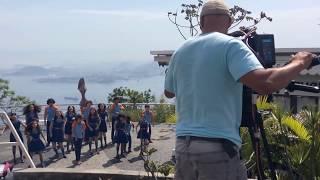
[
  {"x1": 257, "y1": 113, "x2": 277, "y2": 180},
  {"x1": 248, "y1": 126, "x2": 264, "y2": 180}
]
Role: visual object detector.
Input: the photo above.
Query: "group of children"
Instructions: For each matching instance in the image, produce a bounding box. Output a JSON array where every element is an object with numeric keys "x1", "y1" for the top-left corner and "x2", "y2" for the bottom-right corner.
[{"x1": 2, "y1": 98, "x2": 153, "y2": 167}]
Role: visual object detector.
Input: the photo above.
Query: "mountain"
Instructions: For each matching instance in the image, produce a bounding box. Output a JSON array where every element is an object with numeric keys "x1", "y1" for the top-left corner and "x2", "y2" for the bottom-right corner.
[
  {"x1": 3, "y1": 65, "x2": 61, "y2": 76},
  {"x1": 2, "y1": 62, "x2": 166, "y2": 85}
]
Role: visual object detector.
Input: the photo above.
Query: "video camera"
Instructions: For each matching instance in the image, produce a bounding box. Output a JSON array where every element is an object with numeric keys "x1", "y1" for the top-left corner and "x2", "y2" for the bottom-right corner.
[
  {"x1": 229, "y1": 27, "x2": 320, "y2": 180},
  {"x1": 229, "y1": 27, "x2": 276, "y2": 68},
  {"x1": 229, "y1": 27, "x2": 320, "y2": 69}
]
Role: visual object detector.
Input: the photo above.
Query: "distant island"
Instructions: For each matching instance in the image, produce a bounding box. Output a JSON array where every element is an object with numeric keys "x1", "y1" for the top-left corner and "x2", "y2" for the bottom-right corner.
[{"x1": 64, "y1": 97, "x2": 79, "y2": 101}]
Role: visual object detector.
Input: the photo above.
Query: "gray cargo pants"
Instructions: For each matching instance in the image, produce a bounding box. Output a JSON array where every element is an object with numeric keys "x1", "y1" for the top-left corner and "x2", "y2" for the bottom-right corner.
[{"x1": 175, "y1": 137, "x2": 247, "y2": 180}]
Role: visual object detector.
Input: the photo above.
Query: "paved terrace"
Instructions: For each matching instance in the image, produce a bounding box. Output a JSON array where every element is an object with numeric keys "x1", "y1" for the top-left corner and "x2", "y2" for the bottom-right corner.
[{"x1": 0, "y1": 124, "x2": 176, "y2": 179}]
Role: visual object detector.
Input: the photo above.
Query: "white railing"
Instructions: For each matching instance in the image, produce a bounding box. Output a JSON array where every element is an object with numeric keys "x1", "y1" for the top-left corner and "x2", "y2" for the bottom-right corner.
[
  {"x1": 0, "y1": 103, "x2": 175, "y2": 127},
  {"x1": 0, "y1": 109, "x2": 36, "y2": 168}
]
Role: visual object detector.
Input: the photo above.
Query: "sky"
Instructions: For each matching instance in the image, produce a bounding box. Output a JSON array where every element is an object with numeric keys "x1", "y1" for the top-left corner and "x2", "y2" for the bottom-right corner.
[{"x1": 0, "y1": 0, "x2": 319, "y2": 68}]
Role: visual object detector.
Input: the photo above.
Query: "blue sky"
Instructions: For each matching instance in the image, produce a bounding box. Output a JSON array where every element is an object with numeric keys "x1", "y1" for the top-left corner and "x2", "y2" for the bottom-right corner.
[{"x1": 0, "y1": 0, "x2": 319, "y2": 68}]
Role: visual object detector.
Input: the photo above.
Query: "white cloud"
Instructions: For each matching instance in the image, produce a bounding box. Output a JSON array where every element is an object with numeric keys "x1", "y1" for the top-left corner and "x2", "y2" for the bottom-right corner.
[{"x1": 68, "y1": 9, "x2": 166, "y2": 20}]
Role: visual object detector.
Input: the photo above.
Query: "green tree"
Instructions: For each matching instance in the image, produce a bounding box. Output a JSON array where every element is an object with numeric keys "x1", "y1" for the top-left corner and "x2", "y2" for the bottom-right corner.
[
  {"x1": 0, "y1": 78, "x2": 34, "y2": 112},
  {"x1": 107, "y1": 87, "x2": 155, "y2": 105}
]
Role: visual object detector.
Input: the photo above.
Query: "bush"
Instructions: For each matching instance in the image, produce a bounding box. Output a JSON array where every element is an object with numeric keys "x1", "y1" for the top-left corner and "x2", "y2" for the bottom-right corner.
[
  {"x1": 122, "y1": 109, "x2": 143, "y2": 122},
  {"x1": 153, "y1": 104, "x2": 175, "y2": 124},
  {"x1": 166, "y1": 114, "x2": 177, "y2": 124}
]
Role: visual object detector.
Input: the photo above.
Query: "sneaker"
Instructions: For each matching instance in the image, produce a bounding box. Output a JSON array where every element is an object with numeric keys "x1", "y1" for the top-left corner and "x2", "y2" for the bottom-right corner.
[
  {"x1": 128, "y1": 150, "x2": 132, "y2": 153},
  {"x1": 120, "y1": 153, "x2": 126, "y2": 158},
  {"x1": 20, "y1": 158, "x2": 24, "y2": 163},
  {"x1": 115, "y1": 155, "x2": 120, "y2": 159},
  {"x1": 96, "y1": 150, "x2": 100, "y2": 155},
  {"x1": 63, "y1": 155, "x2": 67, "y2": 158},
  {"x1": 149, "y1": 140, "x2": 153, "y2": 143}
]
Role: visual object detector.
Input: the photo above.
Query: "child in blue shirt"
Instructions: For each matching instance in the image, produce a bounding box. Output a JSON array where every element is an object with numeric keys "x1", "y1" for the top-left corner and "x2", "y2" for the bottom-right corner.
[
  {"x1": 50, "y1": 111, "x2": 66, "y2": 158},
  {"x1": 72, "y1": 114, "x2": 86, "y2": 165},
  {"x1": 114, "y1": 114, "x2": 128, "y2": 159}
]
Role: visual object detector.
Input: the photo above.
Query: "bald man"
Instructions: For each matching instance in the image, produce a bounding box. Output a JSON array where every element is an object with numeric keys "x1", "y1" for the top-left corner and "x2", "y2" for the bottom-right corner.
[{"x1": 164, "y1": 1, "x2": 314, "y2": 179}]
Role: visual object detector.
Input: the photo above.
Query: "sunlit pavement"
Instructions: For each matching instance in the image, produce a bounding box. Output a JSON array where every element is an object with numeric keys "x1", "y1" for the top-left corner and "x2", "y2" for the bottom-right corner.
[{"x1": 0, "y1": 124, "x2": 176, "y2": 178}]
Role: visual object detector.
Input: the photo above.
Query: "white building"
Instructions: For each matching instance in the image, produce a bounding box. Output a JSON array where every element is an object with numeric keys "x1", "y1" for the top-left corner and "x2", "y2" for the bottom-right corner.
[{"x1": 151, "y1": 48, "x2": 320, "y2": 113}]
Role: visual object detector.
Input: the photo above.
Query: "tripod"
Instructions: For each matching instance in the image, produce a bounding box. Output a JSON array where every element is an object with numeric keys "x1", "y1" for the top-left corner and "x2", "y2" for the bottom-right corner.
[
  {"x1": 241, "y1": 56, "x2": 320, "y2": 180},
  {"x1": 241, "y1": 86, "x2": 277, "y2": 180}
]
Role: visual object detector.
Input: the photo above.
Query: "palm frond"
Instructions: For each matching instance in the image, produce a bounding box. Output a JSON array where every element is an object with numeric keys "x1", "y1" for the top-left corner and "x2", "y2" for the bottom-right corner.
[
  {"x1": 281, "y1": 116, "x2": 311, "y2": 142},
  {"x1": 256, "y1": 96, "x2": 273, "y2": 111}
]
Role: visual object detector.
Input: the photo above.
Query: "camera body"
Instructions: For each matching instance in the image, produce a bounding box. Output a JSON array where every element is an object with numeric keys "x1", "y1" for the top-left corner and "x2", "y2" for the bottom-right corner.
[
  {"x1": 247, "y1": 34, "x2": 276, "y2": 68},
  {"x1": 237, "y1": 33, "x2": 276, "y2": 127}
]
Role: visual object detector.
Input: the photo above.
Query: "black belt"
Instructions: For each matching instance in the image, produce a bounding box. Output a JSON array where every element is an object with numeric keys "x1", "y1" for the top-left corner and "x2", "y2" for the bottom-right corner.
[{"x1": 177, "y1": 136, "x2": 238, "y2": 159}]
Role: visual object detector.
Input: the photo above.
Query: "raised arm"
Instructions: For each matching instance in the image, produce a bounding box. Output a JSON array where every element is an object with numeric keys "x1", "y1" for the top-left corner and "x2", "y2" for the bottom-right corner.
[
  {"x1": 52, "y1": 104, "x2": 59, "y2": 111},
  {"x1": 21, "y1": 121, "x2": 27, "y2": 128},
  {"x1": 240, "y1": 52, "x2": 314, "y2": 95},
  {"x1": 164, "y1": 54, "x2": 176, "y2": 99}
]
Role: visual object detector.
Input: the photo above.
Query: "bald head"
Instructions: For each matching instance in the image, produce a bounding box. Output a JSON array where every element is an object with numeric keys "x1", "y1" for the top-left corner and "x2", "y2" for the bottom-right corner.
[
  {"x1": 200, "y1": 14, "x2": 232, "y2": 34},
  {"x1": 200, "y1": 0, "x2": 233, "y2": 34}
]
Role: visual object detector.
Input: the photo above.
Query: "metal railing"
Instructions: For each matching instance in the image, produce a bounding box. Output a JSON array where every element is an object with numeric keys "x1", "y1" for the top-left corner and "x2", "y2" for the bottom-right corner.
[
  {"x1": 0, "y1": 103, "x2": 175, "y2": 126},
  {"x1": 0, "y1": 109, "x2": 36, "y2": 168}
]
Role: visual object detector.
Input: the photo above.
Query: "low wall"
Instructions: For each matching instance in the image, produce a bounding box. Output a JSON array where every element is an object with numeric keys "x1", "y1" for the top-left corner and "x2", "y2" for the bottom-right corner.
[{"x1": 13, "y1": 168, "x2": 174, "y2": 180}]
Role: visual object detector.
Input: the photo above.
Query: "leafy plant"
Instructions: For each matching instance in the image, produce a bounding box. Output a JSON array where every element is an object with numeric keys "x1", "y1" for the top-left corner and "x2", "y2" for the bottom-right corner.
[
  {"x1": 107, "y1": 87, "x2": 155, "y2": 106},
  {"x1": 281, "y1": 116, "x2": 310, "y2": 142},
  {"x1": 166, "y1": 114, "x2": 177, "y2": 124},
  {"x1": 0, "y1": 78, "x2": 34, "y2": 112},
  {"x1": 142, "y1": 147, "x2": 175, "y2": 179},
  {"x1": 256, "y1": 96, "x2": 274, "y2": 111},
  {"x1": 246, "y1": 101, "x2": 320, "y2": 179},
  {"x1": 153, "y1": 96, "x2": 175, "y2": 124}
]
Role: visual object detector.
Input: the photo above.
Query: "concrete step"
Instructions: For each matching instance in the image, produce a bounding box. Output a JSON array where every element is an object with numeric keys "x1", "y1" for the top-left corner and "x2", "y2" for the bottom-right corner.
[{"x1": 13, "y1": 168, "x2": 174, "y2": 180}]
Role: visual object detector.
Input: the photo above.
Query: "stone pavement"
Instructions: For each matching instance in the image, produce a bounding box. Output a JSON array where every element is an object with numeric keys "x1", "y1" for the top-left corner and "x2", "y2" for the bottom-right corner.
[{"x1": 0, "y1": 124, "x2": 176, "y2": 174}]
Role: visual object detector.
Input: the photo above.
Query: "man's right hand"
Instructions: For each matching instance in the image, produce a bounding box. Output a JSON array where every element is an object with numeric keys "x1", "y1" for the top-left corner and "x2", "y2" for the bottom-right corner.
[{"x1": 290, "y1": 52, "x2": 315, "y2": 69}]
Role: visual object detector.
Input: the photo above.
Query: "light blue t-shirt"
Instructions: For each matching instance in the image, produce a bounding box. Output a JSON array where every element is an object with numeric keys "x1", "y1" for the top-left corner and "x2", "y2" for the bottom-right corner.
[
  {"x1": 47, "y1": 107, "x2": 55, "y2": 122},
  {"x1": 143, "y1": 111, "x2": 152, "y2": 124},
  {"x1": 165, "y1": 32, "x2": 263, "y2": 147}
]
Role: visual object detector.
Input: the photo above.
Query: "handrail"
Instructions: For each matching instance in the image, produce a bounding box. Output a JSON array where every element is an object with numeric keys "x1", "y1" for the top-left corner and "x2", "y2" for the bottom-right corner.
[
  {"x1": 0, "y1": 103, "x2": 174, "y2": 109},
  {"x1": 0, "y1": 109, "x2": 36, "y2": 168}
]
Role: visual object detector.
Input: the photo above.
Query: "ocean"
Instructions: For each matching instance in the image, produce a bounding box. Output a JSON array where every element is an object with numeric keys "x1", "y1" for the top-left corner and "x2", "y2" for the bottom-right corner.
[
  {"x1": 0, "y1": 60, "x2": 169, "y2": 106},
  {"x1": 1, "y1": 72, "x2": 166, "y2": 105}
]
